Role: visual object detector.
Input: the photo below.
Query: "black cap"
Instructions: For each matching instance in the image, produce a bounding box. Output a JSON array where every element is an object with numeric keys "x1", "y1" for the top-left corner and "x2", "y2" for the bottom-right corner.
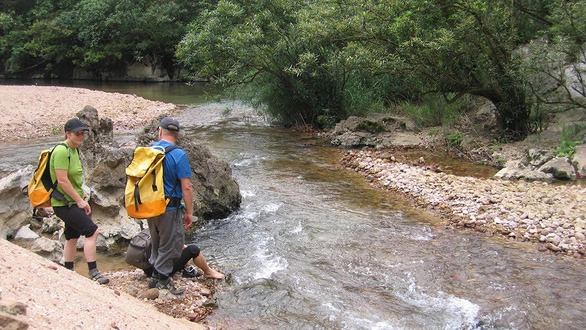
[
  {"x1": 64, "y1": 118, "x2": 89, "y2": 132},
  {"x1": 160, "y1": 116, "x2": 180, "y2": 132}
]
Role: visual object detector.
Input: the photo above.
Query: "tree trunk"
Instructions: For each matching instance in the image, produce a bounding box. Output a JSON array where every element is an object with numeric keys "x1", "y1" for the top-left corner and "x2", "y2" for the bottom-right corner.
[{"x1": 492, "y1": 90, "x2": 529, "y2": 141}]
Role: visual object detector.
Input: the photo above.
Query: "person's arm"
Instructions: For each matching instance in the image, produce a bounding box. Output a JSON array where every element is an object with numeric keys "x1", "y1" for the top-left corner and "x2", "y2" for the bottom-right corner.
[
  {"x1": 55, "y1": 169, "x2": 91, "y2": 214},
  {"x1": 181, "y1": 177, "x2": 193, "y2": 229}
]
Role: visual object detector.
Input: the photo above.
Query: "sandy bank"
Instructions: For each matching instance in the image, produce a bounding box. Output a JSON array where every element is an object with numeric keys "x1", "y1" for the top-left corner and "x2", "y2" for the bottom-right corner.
[{"x1": 0, "y1": 85, "x2": 176, "y2": 142}]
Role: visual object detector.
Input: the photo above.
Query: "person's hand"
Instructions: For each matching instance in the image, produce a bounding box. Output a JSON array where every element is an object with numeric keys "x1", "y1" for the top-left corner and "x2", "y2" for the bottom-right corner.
[
  {"x1": 77, "y1": 200, "x2": 91, "y2": 215},
  {"x1": 183, "y1": 213, "x2": 193, "y2": 229}
]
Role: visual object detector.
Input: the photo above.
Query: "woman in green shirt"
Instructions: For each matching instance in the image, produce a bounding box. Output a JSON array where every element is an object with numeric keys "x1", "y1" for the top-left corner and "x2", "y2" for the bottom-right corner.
[{"x1": 50, "y1": 118, "x2": 109, "y2": 285}]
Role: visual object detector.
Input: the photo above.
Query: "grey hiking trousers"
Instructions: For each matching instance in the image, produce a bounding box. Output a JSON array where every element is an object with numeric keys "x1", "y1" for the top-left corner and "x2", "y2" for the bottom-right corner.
[{"x1": 147, "y1": 208, "x2": 185, "y2": 278}]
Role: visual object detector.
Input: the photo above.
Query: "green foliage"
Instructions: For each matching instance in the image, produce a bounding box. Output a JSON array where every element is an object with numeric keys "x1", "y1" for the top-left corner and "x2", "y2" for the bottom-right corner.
[
  {"x1": 398, "y1": 93, "x2": 470, "y2": 128},
  {"x1": 556, "y1": 123, "x2": 584, "y2": 157},
  {"x1": 556, "y1": 140, "x2": 579, "y2": 158},
  {"x1": 316, "y1": 109, "x2": 336, "y2": 129},
  {"x1": 520, "y1": 1, "x2": 586, "y2": 116},
  {"x1": 0, "y1": 0, "x2": 205, "y2": 77},
  {"x1": 3, "y1": 0, "x2": 584, "y2": 141},
  {"x1": 446, "y1": 131, "x2": 464, "y2": 148},
  {"x1": 176, "y1": 0, "x2": 559, "y2": 135}
]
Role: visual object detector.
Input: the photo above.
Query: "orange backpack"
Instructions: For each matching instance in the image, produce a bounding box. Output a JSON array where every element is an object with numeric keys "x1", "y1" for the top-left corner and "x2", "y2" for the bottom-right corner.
[
  {"x1": 24, "y1": 143, "x2": 69, "y2": 209},
  {"x1": 125, "y1": 145, "x2": 178, "y2": 218}
]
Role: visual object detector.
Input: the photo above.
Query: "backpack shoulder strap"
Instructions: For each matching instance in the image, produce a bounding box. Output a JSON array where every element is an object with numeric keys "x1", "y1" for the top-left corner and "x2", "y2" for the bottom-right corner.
[
  {"x1": 52, "y1": 142, "x2": 71, "y2": 160},
  {"x1": 163, "y1": 145, "x2": 181, "y2": 198},
  {"x1": 50, "y1": 142, "x2": 73, "y2": 205},
  {"x1": 164, "y1": 145, "x2": 179, "y2": 153}
]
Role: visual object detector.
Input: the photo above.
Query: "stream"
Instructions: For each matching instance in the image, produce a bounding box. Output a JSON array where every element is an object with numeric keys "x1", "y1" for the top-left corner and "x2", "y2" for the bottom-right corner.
[{"x1": 3, "y1": 81, "x2": 584, "y2": 329}]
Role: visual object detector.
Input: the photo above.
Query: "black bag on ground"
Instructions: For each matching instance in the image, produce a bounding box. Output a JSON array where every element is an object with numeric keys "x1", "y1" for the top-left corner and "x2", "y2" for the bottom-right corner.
[{"x1": 125, "y1": 228, "x2": 152, "y2": 270}]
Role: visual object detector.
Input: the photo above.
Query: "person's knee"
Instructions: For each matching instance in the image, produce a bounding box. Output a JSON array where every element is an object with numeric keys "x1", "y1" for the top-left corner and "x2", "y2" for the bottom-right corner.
[
  {"x1": 84, "y1": 225, "x2": 99, "y2": 239},
  {"x1": 186, "y1": 244, "x2": 200, "y2": 258}
]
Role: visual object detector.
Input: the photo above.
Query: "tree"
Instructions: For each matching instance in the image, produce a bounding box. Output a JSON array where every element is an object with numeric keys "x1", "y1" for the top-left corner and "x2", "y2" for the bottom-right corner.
[
  {"x1": 521, "y1": 0, "x2": 586, "y2": 119},
  {"x1": 330, "y1": 0, "x2": 554, "y2": 140},
  {"x1": 0, "y1": 0, "x2": 206, "y2": 78}
]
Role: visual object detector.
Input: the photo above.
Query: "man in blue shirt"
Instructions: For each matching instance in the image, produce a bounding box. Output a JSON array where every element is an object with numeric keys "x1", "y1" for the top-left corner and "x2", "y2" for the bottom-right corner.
[{"x1": 147, "y1": 117, "x2": 194, "y2": 295}]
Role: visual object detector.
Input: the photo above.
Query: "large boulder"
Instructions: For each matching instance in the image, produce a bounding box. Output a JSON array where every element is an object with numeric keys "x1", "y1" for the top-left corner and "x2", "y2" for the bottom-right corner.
[
  {"x1": 539, "y1": 157, "x2": 577, "y2": 180},
  {"x1": 327, "y1": 114, "x2": 422, "y2": 148},
  {"x1": 0, "y1": 167, "x2": 33, "y2": 239},
  {"x1": 137, "y1": 116, "x2": 242, "y2": 220}
]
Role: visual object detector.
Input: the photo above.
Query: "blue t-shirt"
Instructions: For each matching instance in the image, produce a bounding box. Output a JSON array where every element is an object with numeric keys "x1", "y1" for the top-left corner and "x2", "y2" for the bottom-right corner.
[{"x1": 152, "y1": 140, "x2": 192, "y2": 200}]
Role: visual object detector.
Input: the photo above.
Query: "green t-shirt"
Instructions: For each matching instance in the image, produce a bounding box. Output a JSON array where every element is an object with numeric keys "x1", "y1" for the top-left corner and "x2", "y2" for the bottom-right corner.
[{"x1": 49, "y1": 142, "x2": 84, "y2": 206}]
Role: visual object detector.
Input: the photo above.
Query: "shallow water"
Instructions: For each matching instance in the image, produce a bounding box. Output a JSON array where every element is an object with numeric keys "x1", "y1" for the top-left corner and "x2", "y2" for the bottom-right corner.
[{"x1": 175, "y1": 104, "x2": 585, "y2": 330}]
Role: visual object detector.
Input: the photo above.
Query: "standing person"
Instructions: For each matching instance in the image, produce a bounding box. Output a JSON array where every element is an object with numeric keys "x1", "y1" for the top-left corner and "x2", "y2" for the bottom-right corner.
[
  {"x1": 50, "y1": 118, "x2": 109, "y2": 284},
  {"x1": 147, "y1": 116, "x2": 194, "y2": 295}
]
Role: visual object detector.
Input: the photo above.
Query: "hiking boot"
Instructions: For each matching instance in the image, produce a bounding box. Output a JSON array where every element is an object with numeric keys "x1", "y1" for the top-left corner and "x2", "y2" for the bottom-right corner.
[
  {"x1": 182, "y1": 266, "x2": 202, "y2": 278},
  {"x1": 156, "y1": 278, "x2": 185, "y2": 295},
  {"x1": 89, "y1": 269, "x2": 110, "y2": 285},
  {"x1": 147, "y1": 277, "x2": 158, "y2": 289}
]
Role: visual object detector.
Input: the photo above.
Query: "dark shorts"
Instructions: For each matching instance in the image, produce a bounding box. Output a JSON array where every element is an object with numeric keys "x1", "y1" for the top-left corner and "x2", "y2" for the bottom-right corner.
[{"x1": 53, "y1": 206, "x2": 98, "y2": 240}]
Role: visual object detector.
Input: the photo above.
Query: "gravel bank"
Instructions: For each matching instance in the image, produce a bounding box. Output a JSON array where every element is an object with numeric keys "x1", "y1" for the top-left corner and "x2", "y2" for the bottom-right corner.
[
  {"x1": 343, "y1": 149, "x2": 586, "y2": 258},
  {"x1": 0, "y1": 85, "x2": 176, "y2": 142}
]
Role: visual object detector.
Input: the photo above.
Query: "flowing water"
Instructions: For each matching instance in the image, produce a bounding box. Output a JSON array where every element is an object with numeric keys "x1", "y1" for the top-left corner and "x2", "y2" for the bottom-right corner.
[
  {"x1": 176, "y1": 105, "x2": 585, "y2": 330},
  {"x1": 3, "y1": 81, "x2": 585, "y2": 329}
]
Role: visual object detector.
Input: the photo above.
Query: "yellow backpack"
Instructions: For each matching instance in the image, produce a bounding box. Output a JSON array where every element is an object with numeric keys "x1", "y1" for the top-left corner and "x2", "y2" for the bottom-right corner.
[
  {"x1": 24, "y1": 143, "x2": 69, "y2": 209},
  {"x1": 125, "y1": 145, "x2": 178, "y2": 219}
]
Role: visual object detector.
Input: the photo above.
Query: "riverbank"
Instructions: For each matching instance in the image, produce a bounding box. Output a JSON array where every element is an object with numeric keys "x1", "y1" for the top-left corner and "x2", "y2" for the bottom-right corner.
[
  {"x1": 342, "y1": 148, "x2": 586, "y2": 258},
  {"x1": 0, "y1": 85, "x2": 176, "y2": 142}
]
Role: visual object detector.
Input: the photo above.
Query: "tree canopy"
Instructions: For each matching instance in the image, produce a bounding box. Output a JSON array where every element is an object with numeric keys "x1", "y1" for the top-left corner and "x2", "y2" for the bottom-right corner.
[{"x1": 1, "y1": 0, "x2": 584, "y2": 140}]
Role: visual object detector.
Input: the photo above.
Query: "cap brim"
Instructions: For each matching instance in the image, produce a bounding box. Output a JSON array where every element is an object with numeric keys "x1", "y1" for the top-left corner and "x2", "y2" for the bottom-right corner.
[{"x1": 70, "y1": 127, "x2": 89, "y2": 132}]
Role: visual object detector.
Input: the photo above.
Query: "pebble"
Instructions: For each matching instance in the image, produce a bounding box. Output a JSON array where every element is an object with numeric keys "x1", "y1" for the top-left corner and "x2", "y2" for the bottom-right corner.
[{"x1": 343, "y1": 149, "x2": 586, "y2": 257}]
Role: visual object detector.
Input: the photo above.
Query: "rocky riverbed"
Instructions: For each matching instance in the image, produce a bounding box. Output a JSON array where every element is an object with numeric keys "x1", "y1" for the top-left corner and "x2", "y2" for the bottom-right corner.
[{"x1": 343, "y1": 148, "x2": 586, "y2": 258}]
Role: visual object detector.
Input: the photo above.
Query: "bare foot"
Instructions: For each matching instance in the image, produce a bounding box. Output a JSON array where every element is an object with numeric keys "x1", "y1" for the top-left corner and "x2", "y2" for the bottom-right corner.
[{"x1": 204, "y1": 269, "x2": 225, "y2": 279}]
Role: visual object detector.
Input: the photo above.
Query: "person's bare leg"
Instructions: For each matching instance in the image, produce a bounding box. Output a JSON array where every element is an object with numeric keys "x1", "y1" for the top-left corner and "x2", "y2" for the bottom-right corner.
[
  {"x1": 63, "y1": 238, "x2": 78, "y2": 263},
  {"x1": 192, "y1": 253, "x2": 224, "y2": 279},
  {"x1": 83, "y1": 230, "x2": 98, "y2": 262}
]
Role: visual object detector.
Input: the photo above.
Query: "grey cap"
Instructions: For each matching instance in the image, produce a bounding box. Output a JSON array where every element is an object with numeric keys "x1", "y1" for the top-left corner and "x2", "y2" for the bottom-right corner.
[
  {"x1": 64, "y1": 118, "x2": 89, "y2": 132},
  {"x1": 160, "y1": 116, "x2": 180, "y2": 132}
]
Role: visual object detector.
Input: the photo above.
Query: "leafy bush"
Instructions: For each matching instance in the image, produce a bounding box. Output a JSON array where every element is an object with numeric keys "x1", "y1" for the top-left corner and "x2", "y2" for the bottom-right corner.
[
  {"x1": 556, "y1": 140, "x2": 579, "y2": 158},
  {"x1": 446, "y1": 131, "x2": 463, "y2": 148},
  {"x1": 556, "y1": 123, "x2": 584, "y2": 157},
  {"x1": 399, "y1": 93, "x2": 471, "y2": 127}
]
